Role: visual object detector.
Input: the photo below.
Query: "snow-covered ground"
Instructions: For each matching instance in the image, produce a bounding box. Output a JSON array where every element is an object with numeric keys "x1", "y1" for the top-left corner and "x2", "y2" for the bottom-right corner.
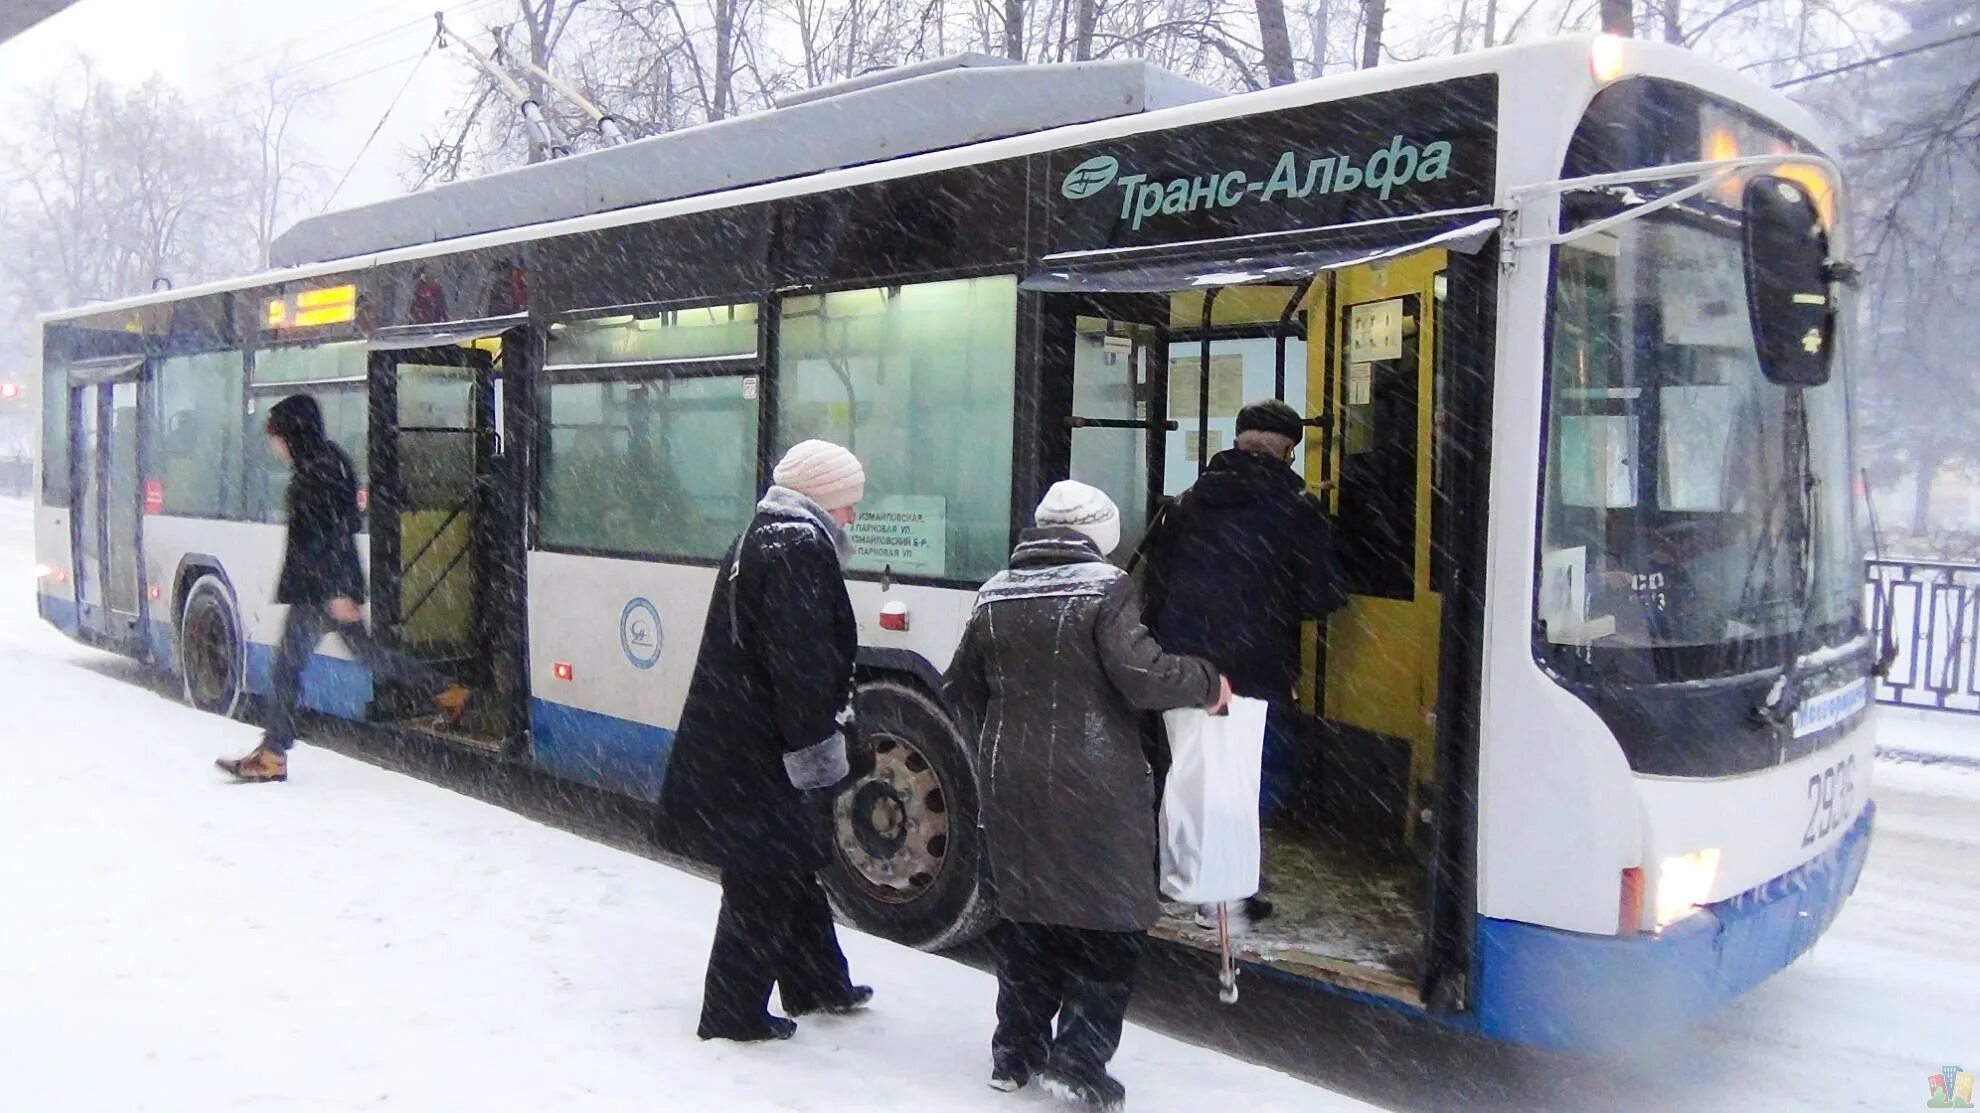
[
  {"x1": 0, "y1": 500, "x2": 1369, "y2": 1113},
  {"x1": 4, "y1": 492, "x2": 1978, "y2": 1112}
]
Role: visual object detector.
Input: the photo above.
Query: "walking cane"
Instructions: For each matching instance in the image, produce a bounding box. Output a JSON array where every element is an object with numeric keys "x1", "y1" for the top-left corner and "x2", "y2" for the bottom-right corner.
[{"x1": 1216, "y1": 902, "x2": 1240, "y2": 1005}]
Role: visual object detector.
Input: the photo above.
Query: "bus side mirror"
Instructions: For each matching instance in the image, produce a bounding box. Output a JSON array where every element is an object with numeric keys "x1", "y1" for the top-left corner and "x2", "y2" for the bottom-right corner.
[{"x1": 1741, "y1": 174, "x2": 1834, "y2": 387}]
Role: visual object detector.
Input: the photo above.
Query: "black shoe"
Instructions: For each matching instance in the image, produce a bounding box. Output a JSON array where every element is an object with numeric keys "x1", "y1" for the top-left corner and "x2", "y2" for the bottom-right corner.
[
  {"x1": 988, "y1": 1060, "x2": 1034, "y2": 1092},
  {"x1": 1039, "y1": 1066, "x2": 1126, "y2": 1111},
  {"x1": 1243, "y1": 896, "x2": 1274, "y2": 923},
  {"x1": 786, "y1": 985, "x2": 873, "y2": 1017},
  {"x1": 697, "y1": 1016, "x2": 797, "y2": 1042}
]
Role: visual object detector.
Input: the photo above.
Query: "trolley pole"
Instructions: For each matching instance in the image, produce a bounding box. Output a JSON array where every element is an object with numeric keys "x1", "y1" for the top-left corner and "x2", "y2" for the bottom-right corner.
[
  {"x1": 506, "y1": 53, "x2": 631, "y2": 147},
  {"x1": 435, "y1": 12, "x2": 572, "y2": 161}
]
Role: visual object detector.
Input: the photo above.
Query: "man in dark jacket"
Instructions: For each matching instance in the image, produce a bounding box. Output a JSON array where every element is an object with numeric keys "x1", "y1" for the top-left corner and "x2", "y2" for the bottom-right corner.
[
  {"x1": 945, "y1": 480, "x2": 1227, "y2": 1111},
  {"x1": 216, "y1": 395, "x2": 468, "y2": 783},
  {"x1": 1141, "y1": 398, "x2": 1346, "y2": 926},
  {"x1": 657, "y1": 439, "x2": 874, "y2": 1043}
]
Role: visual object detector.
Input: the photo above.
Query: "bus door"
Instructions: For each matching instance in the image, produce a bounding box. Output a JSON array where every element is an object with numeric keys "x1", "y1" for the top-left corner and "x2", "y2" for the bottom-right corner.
[
  {"x1": 1163, "y1": 287, "x2": 1315, "y2": 497},
  {"x1": 1061, "y1": 294, "x2": 1171, "y2": 558},
  {"x1": 1059, "y1": 288, "x2": 1314, "y2": 563},
  {"x1": 368, "y1": 340, "x2": 503, "y2": 742},
  {"x1": 67, "y1": 363, "x2": 146, "y2": 650},
  {"x1": 1315, "y1": 249, "x2": 1448, "y2": 851}
]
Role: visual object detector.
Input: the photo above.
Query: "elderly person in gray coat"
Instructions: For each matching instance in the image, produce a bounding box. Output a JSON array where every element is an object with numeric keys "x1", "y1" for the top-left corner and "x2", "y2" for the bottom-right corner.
[{"x1": 944, "y1": 480, "x2": 1229, "y2": 1111}]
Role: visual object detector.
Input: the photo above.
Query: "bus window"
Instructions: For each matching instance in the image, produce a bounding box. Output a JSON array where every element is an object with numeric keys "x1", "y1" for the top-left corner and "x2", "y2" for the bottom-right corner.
[
  {"x1": 155, "y1": 350, "x2": 244, "y2": 518},
  {"x1": 776, "y1": 275, "x2": 1017, "y2": 583},
  {"x1": 244, "y1": 386, "x2": 368, "y2": 524},
  {"x1": 1335, "y1": 293, "x2": 1421, "y2": 601},
  {"x1": 1068, "y1": 315, "x2": 1157, "y2": 558},
  {"x1": 539, "y1": 375, "x2": 759, "y2": 561},
  {"x1": 40, "y1": 366, "x2": 69, "y2": 507},
  {"x1": 246, "y1": 342, "x2": 369, "y2": 524},
  {"x1": 546, "y1": 303, "x2": 758, "y2": 365},
  {"x1": 1163, "y1": 335, "x2": 1308, "y2": 494}
]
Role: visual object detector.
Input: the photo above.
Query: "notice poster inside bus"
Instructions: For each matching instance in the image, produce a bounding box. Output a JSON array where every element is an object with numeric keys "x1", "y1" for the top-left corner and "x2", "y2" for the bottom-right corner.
[{"x1": 848, "y1": 495, "x2": 947, "y2": 577}]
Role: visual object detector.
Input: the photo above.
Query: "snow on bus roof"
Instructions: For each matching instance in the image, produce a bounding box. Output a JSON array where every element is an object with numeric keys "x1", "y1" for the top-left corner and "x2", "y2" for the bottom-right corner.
[
  {"x1": 267, "y1": 53, "x2": 1227, "y2": 269},
  {"x1": 41, "y1": 35, "x2": 1833, "y2": 326}
]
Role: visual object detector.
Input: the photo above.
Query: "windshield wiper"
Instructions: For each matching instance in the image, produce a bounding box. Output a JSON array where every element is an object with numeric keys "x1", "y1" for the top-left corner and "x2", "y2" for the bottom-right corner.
[{"x1": 1753, "y1": 396, "x2": 1818, "y2": 730}]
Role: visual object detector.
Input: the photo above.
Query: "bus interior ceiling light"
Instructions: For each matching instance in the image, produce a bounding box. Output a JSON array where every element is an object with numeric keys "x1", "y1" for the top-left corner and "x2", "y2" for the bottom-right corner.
[{"x1": 1591, "y1": 34, "x2": 1629, "y2": 84}]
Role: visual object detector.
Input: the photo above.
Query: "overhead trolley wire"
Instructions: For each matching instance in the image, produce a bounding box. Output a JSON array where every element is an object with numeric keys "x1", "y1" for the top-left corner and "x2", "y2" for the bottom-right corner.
[
  {"x1": 186, "y1": 0, "x2": 505, "y2": 110},
  {"x1": 1770, "y1": 27, "x2": 1980, "y2": 89},
  {"x1": 321, "y1": 32, "x2": 441, "y2": 212}
]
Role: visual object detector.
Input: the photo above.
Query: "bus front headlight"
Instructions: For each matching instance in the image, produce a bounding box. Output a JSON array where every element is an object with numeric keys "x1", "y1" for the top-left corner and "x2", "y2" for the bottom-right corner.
[{"x1": 1655, "y1": 848, "x2": 1723, "y2": 928}]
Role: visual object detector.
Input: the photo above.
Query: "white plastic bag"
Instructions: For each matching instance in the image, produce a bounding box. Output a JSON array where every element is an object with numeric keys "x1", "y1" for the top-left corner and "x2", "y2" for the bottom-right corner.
[{"x1": 1158, "y1": 696, "x2": 1268, "y2": 905}]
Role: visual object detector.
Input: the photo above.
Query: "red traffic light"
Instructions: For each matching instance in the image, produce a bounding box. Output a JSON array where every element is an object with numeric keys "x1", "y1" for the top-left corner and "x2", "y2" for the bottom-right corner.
[{"x1": 0, "y1": 382, "x2": 19, "y2": 400}]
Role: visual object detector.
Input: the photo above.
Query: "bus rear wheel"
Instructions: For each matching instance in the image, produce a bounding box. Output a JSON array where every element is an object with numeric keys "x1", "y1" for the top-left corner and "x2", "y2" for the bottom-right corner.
[
  {"x1": 823, "y1": 679, "x2": 992, "y2": 951},
  {"x1": 179, "y1": 574, "x2": 246, "y2": 719}
]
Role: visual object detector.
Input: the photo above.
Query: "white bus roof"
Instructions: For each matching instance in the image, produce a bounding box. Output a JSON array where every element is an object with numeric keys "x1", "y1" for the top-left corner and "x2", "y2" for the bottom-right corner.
[{"x1": 42, "y1": 35, "x2": 1834, "y2": 326}]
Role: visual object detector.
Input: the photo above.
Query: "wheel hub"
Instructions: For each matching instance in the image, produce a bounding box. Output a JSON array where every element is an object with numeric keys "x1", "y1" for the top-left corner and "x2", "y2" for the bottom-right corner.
[
  {"x1": 833, "y1": 732, "x2": 950, "y2": 904},
  {"x1": 184, "y1": 604, "x2": 234, "y2": 706}
]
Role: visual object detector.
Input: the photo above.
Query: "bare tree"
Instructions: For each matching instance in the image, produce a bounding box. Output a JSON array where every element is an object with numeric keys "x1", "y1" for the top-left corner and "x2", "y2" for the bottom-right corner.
[
  {"x1": 237, "y1": 70, "x2": 327, "y2": 267},
  {"x1": 1305, "y1": 0, "x2": 1333, "y2": 76},
  {"x1": 1073, "y1": 0, "x2": 1100, "y2": 59},
  {"x1": 0, "y1": 61, "x2": 253, "y2": 307},
  {"x1": 1257, "y1": 0, "x2": 1298, "y2": 82},
  {"x1": 1600, "y1": 0, "x2": 1634, "y2": 35},
  {"x1": 1360, "y1": 0, "x2": 1385, "y2": 67}
]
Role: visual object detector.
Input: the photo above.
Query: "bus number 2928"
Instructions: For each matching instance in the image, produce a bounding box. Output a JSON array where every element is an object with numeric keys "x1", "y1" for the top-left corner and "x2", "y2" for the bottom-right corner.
[{"x1": 1803, "y1": 755, "x2": 1858, "y2": 848}]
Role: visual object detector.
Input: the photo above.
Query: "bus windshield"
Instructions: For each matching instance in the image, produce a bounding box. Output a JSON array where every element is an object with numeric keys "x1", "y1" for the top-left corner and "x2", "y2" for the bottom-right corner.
[{"x1": 1538, "y1": 206, "x2": 1860, "y2": 681}]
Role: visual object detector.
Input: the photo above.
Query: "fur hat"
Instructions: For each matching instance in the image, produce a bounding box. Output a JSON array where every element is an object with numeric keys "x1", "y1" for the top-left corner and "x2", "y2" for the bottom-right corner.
[
  {"x1": 1236, "y1": 398, "x2": 1305, "y2": 442},
  {"x1": 773, "y1": 440, "x2": 866, "y2": 511},
  {"x1": 1035, "y1": 480, "x2": 1122, "y2": 556}
]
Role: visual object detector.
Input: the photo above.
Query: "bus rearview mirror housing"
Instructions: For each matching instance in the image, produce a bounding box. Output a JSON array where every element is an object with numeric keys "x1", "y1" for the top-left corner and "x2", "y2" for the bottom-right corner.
[{"x1": 1741, "y1": 174, "x2": 1835, "y2": 388}]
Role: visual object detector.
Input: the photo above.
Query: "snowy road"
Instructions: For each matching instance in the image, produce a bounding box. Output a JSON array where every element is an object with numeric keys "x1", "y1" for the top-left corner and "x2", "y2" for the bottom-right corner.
[{"x1": 3, "y1": 495, "x2": 1977, "y2": 1113}]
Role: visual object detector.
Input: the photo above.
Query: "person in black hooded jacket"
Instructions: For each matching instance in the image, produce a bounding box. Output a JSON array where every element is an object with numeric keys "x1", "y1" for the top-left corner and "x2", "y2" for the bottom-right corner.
[
  {"x1": 1140, "y1": 399, "x2": 1346, "y2": 925},
  {"x1": 216, "y1": 394, "x2": 468, "y2": 783}
]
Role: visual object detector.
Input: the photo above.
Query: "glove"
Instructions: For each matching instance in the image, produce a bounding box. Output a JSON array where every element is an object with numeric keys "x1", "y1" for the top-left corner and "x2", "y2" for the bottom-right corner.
[{"x1": 784, "y1": 732, "x2": 850, "y2": 791}]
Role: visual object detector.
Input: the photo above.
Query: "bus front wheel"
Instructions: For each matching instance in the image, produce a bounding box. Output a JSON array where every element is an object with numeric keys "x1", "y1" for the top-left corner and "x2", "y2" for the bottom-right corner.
[
  {"x1": 823, "y1": 679, "x2": 993, "y2": 952},
  {"x1": 179, "y1": 574, "x2": 246, "y2": 720}
]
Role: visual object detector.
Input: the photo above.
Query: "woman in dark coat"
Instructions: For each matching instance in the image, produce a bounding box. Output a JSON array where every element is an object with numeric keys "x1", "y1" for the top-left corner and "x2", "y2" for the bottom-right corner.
[
  {"x1": 944, "y1": 480, "x2": 1227, "y2": 1111},
  {"x1": 656, "y1": 439, "x2": 874, "y2": 1042}
]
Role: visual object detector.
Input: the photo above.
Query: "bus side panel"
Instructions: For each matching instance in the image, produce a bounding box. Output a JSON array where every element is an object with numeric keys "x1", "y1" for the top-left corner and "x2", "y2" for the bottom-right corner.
[
  {"x1": 143, "y1": 515, "x2": 373, "y2": 720},
  {"x1": 526, "y1": 551, "x2": 713, "y2": 801},
  {"x1": 525, "y1": 551, "x2": 979, "y2": 802},
  {"x1": 35, "y1": 503, "x2": 78, "y2": 636}
]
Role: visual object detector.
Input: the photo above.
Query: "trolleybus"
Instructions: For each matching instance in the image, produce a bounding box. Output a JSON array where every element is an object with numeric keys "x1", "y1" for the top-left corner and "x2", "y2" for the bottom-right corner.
[{"x1": 30, "y1": 33, "x2": 1874, "y2": 1049}]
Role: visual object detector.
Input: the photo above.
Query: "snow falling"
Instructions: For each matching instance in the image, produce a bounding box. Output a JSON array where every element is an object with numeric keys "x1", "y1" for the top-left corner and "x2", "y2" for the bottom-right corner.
[{"x1": 4, "y1": 2, "x2": 1980, "y2": 1111}]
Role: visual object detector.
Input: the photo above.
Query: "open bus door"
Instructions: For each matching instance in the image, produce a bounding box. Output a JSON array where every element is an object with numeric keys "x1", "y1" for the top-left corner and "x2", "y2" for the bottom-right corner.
[
  {"x1": 66, "y1": 359, "x2": 146, "y2": 652},
  {"x1": 367, "y1": 331, "x2": 517, "y2": 748},
  {"x1": 1315, "y1": 250, "x2": 1447, "y2": 853}
]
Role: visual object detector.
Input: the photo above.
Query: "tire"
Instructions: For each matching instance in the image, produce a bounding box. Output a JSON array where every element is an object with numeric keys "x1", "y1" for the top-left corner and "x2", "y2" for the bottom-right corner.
[
  {"x1": 821, "y1": 679, "x2": 995, "y2": 951},
  {"x1": 179, "y1": 573, "x2": 247, "y2": 720}
]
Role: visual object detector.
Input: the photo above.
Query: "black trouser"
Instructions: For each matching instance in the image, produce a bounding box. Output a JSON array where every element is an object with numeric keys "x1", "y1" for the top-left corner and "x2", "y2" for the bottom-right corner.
[
  {"x1": 993, "y1": 920, "x2": 1144, "y2": 1083},
  {"x1": 263, "y1": 603, "x2": 441, "y2": 753},
  {"x1": 699, "y1": 869, "x2": 855, "y2": 1036}
]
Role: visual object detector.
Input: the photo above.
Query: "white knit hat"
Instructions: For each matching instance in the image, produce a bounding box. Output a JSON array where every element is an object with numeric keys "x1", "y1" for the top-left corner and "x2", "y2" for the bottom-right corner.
[
  {"x1": 1035, "y1": 480, "x2": 1122, "y2": 556},
  {"x1": 774, "y1": 440, "x2": 866, "y2": 511}
]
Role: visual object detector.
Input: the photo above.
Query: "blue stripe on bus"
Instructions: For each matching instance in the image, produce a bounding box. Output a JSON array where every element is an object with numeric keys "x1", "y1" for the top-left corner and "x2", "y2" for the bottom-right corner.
[
  {"x1": 242, "y1": 641, "x2": 375, "y2": 721},
  {"x1": 529, "y1": 698, "x2": 673, "y2": 803},
  {"x1": 145, "y1": 620, "x2": 175, "y2": 673},
  {"x1": 39, "y1": 592, "x2": 79, "y2": 635},
  {"x1": 1471, "y1": 800, "x2": 1875, "y2": 1050}
]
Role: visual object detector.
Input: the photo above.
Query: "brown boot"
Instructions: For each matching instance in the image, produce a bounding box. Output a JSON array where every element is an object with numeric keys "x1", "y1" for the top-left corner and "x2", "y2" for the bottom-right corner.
[
  {"x1": 433, "y1": 683, "x2": 471, "y2": 724},
  {"x1": 216, "y1": 745, "x2": 287, "y2": 783}
]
